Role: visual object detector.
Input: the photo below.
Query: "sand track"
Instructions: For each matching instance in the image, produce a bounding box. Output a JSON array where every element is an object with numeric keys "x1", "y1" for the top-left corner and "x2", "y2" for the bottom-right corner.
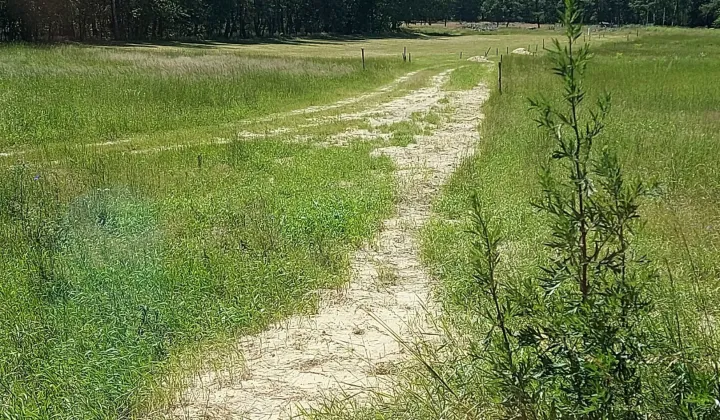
[{"x1": 172, "y1": 67, "x2": 489, "y2": 419}]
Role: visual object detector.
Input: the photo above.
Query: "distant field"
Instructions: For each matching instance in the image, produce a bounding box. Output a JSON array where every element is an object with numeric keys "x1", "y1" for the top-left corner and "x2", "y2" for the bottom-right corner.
[
  {"x1": 0, "y1": 46, "x2": 408, "y2": 150},
  {"x1": 0, "y1": 31, "x2": 571, "y2": 154}
]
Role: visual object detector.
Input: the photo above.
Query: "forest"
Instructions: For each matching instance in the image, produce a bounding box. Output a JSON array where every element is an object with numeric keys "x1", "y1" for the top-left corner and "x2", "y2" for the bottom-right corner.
[{"x1": 1, "y1": 0, "x2": 719, "y2": 42}]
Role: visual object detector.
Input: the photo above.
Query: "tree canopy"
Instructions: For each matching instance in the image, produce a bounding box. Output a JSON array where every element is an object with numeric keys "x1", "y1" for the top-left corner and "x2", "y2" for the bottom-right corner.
[{"x1": 1, "y1": 0, "x2": 717, "y2": 42}]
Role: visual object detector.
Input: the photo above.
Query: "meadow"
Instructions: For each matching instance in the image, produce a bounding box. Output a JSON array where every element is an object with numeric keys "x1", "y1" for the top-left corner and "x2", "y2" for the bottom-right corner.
[
  {"x1": 0, "y1": 44, "x2": 403, "y2": 418},
  {"x1": 0, "y1": 29, "x2": 552, "y2": 418},
  {"x1": 308, "y1": 26, "x2": 720, "y2": 418},
  {"x1": 428, "y1": 27, "x2": 720, "y2": 316},
  {"x1": 1, "y1": 23, "x2": 718, "y2": 419},
  {"x1": 0, "y1": 45, "x2": 408, "y2": 150}
]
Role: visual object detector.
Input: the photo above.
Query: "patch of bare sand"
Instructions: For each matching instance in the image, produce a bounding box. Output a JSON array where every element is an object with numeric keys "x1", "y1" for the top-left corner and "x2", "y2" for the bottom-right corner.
[
  {"x1": 467, "y1": 55, "x2": 491, "y2": 63},
  {"x1": 252, "y1": 70, "x2": 422, "y2": 123},
  {"x1": 321, "y1": 69, "x2": 455, "y2": 146},
  {"x1": 512, "y1": 47, "x2": 532, "y2": 55},
  {"x1": 171, "y1": 71, "x2": 490, "y2": 419}
]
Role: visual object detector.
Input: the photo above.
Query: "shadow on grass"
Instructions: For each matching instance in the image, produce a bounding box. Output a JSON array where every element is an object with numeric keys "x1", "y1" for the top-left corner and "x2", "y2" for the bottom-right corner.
[{"x1": 47, "y1": 29, "x2": 463, "y2": 50}]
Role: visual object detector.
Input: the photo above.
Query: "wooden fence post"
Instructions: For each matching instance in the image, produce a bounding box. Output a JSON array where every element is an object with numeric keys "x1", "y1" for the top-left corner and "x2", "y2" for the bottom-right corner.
[
  {"x1": 498, "y1": 61, "x2": 502, "y2": 95},
  {"x1": 361, "y1": 48, "x2": 365, "y2": 70}
]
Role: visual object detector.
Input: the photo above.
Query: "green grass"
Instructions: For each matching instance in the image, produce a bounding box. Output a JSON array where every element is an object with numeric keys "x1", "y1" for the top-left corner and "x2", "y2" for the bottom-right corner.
[
  {"x1": 445, "y1": 62, "x2": 492, "y2": 91},
  {"x1": 0, "y1": 42, "x2": 415, "y2": 417},
  {"x1": 304, "y1": 27, "x2": 720, "y2": 419},
  {"x1": 378, "y1": 120, "x2": 425, "y2": 146},
  {"x1": 0, "y1": 139, "x2": 396, "y2": 418},
  {"x1": 0, "y1": 27, "x2": 687, "y2": 419},
  {"x1": 425, "y1": 27, "x2": 720, "y2": 417},
  {"x1": 429, "y1": 27, "x2": 720, "y2": 312},
  {"x1": 0, "y1": 44, "x2": 409, "y2": 150}
]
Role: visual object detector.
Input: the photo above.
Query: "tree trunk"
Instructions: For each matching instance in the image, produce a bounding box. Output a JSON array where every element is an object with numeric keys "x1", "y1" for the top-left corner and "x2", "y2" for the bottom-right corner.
[
  {"x1": 110, "y1": 0, "x2": 120, "y2": 39},
  {"x1": 224, "y1": 19, "x2": 232, "y2": 38}
]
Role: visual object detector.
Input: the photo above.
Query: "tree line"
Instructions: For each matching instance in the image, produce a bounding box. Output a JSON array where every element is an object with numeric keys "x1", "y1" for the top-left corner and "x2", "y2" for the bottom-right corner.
[{"x1": 0, "y1": 0, "x2": 718, "y2": 42}]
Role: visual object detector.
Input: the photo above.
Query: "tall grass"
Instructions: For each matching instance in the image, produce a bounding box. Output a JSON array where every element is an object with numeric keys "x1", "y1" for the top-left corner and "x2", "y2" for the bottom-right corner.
[
  {"x1": 0, "y1": 138, "x2": 397, "y2": 418},
  {"x1": 0, "y1": 41, "x2": 413, "y2": 417},
  {"x1": 0, "y1": 44, "x2": 408, "y2": 150},
  {"x1": 431, "y1": 27, "x2": 720, "y2": 326},
  {"x1": 431, "y1": 27, "x2": 720, "y2": 417}
]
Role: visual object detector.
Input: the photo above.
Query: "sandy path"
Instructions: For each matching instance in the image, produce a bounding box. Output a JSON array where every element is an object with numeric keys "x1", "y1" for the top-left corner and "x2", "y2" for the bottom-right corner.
[
  {"x1": 173, "y1": 66, "x2": 489, "y2": 418},
  {"x1": 270, "y1": 70, "x2": 422, "y2": 119}
]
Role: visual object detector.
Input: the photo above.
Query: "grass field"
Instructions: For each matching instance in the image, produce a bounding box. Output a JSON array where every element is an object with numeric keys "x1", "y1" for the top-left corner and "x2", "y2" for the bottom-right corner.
[
  {"x1": 0, "y1": 30, "x2": 556, "y2": 418},
  {"x1": 1, "y1": 25, "x2": 717, "y2": 419},
  {"x1": 0, "y1": 45, "x2": 410, "y2": 150},
  {"x1": 0, "y1": 43, "x2": 409, "y2": 418},
  {"x1": 305, "y1": 27, "x2": 720, "y2": 418},
  {"x1": 428, "y1": 27, "x2": 720, "y2": 313}
]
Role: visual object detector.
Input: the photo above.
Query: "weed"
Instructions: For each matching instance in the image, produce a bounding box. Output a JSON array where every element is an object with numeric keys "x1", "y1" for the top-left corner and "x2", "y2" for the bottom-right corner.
[{"x1": 375, "y1": 264, "x2": 400, "y2": 290}]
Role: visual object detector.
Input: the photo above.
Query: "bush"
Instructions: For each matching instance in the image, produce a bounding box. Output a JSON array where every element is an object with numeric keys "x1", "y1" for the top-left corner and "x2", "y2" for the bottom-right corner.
[{"x1": 466, "y1": 0, "x2": 720, "y2": 417}]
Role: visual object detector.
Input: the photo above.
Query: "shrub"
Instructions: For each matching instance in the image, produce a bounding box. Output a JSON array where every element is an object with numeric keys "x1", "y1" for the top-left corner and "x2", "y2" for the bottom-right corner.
[{"x1": 467, "y1": 0, "x2": 720, "y2": 417}]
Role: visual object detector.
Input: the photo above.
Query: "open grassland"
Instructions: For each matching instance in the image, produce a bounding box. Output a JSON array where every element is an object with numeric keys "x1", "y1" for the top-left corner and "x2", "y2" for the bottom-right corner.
[
  {"x1": 0, "y1": 26, "x2": 676, "y2": 418},
  {"x1": 0, "y1": 45, "x2": 409, "y2": 150},
  {"x1": 0, "y1": 42, "x2": 409, "y2": 418},
  {"x1": 0, "y1": 29, "x2": 570, "y2": 418},
  {"x1": 0, "y1": 30, "x2": 587, "y2": 159},
  {"x1": 306, "y1": 27, "x2": 720, "y2": 418}
]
